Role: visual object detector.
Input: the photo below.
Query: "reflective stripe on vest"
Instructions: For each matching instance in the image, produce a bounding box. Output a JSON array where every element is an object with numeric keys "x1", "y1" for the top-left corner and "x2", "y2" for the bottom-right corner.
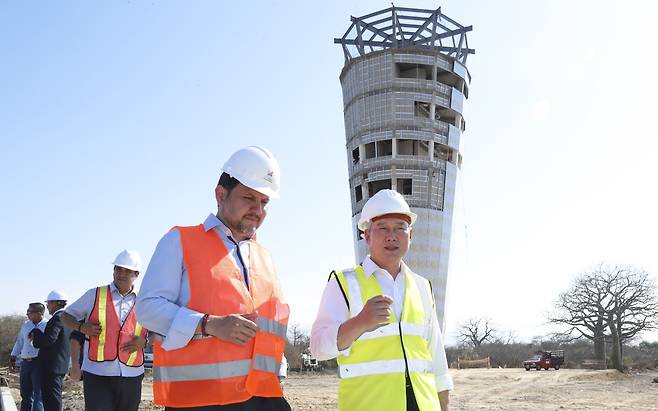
[
  {"x1": 125, "y1": 323, "x2": 144, "y2": 366},
  {"x1": 152, "y1": 224, "x2": 289, "y2": 408},
  {"x1": 153, "y1": 355, "x2": 280, "y2": 383},
  {"x1": 339, "y1": 358, "x2": 433, "y2": 379},
  {"x1": 96, "y1": 286, "x2": 109, "y2": 361},
  {"x1": 334, "y1": 265, "x2": 441, "y2": 411}
]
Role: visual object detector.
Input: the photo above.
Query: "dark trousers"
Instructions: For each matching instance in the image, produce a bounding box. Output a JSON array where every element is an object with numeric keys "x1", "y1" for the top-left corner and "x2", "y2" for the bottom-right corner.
[
  {"x1": 82, "y1": 371, "x2": 143, "y2": 411},
  {"x1": 40, "y1": 372, "x2": 64, "y2": 411},
  {"x1": 165, "y1": 396, "x2": 291, "y2": 411},
  {"x1": 19, "y1": 359, "x2": 43, "y2": 411}
]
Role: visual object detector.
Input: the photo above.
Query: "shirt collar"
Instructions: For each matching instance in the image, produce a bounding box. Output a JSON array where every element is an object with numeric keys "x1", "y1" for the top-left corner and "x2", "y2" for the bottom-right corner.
[
  {"x1": 362, "y1": 256, "x2": 408, "y2": 279},
  {"x1": 204, "y1": 213, "x2": 253, "y2": 242},
  {"x1": 110, "y1": 281, "x2": 135, "y2": 297}
]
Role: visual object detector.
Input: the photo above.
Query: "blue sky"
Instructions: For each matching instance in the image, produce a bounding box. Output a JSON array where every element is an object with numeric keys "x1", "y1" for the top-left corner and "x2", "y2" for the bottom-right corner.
[{"x1": 2, "y1": 1, "x2": 657, "y2": 344}]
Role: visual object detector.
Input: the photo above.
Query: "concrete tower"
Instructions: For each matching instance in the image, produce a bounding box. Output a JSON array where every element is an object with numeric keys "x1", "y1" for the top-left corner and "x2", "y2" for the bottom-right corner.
[{"x1": 334, "y1": 6, "x2": 474, "y2": 330}]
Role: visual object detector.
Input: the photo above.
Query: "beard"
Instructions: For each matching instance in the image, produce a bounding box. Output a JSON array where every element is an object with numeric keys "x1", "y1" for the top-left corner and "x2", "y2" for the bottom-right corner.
[{"x1": 234, "y1": 214, "x2": 261, "y2": 237}]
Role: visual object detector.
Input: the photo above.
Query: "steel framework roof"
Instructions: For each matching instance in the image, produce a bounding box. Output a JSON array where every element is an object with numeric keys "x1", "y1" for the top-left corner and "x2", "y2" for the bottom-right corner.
[{"x1": 334, "y1": 6, "x2": 474, "y2": 64}]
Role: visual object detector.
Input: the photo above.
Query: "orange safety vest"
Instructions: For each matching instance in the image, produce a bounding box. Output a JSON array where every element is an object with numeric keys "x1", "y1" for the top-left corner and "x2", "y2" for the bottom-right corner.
[
  {"x1": 88, "y1": 285, "x2": 147, "y2": 367},
  {"x1": 152, "y1": 225, "x2": 289, "y2": 408}
]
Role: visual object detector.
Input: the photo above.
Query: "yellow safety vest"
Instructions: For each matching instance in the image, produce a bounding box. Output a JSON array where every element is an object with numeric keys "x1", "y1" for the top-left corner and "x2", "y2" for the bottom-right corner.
[{"x1": 333, "y1": 265, "x2": 441, "y2": 411}]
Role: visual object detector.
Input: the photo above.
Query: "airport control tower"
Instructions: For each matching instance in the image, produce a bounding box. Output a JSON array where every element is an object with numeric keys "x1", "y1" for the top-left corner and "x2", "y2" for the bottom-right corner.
[{"x1": 335, "y1": 6, "x2": 474, "y2": 330}]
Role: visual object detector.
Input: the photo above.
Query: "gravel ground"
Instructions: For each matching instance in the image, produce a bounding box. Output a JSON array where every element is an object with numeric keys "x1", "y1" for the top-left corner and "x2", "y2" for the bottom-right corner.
[{"x1": 4, "y1": 367, "x2": 658, "y2": 410}]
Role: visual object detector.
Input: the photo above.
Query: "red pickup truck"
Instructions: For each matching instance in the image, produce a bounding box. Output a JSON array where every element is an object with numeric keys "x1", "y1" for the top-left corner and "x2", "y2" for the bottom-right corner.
[{"x1": 523, "y1": 350, "x2": 564, "y2": 371}]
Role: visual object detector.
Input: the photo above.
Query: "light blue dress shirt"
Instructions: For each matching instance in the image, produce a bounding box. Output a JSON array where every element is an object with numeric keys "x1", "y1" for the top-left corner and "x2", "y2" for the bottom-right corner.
[
  {"x1": 65, "y1": 282, "x2": 144, "y2": 377},
  {"x1": 136, "y1": 213, "x2": 251, "y2": 351},
  {"x1": 11, "y1": 319, "x2": 47, "y2": 359}
]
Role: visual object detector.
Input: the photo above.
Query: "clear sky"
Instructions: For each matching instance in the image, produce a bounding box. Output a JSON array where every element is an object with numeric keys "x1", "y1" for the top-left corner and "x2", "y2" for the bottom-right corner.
[{"x1": 1, "y1": 0, "x2": 657, "y2": 344}]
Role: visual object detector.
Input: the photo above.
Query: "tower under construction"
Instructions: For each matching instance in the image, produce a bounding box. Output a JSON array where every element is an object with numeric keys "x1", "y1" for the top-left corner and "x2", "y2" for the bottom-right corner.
[{"x1": 335, "y1": 6, "x2": 474, "y2": 329}]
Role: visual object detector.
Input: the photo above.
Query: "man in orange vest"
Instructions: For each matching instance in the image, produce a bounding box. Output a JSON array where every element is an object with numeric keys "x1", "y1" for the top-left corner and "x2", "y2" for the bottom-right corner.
[
  {"x1": 136, "y1": 146, "x2": 290, "y2": 411},
  {"x1": 61, "y1": 250, "x2": 147, "y2": 411}
]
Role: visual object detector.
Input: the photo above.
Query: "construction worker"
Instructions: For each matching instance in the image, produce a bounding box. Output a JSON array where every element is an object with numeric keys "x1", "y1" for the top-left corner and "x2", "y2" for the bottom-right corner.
[
  {"x1": 30, "y1": 290, "x2": 71, "y2": 411},
  {"x1": 61, "y1": 249, "x2": 147, "y2": 411},
  {"x1": 310, "y1": 189, "x2": 453, "y2": 411},
  {"x1": 136, "y1": 146, "x2": 290, "y2": 410},
  {"x1": 10, "y1": 302, "x2": 47, "y2": 411}
]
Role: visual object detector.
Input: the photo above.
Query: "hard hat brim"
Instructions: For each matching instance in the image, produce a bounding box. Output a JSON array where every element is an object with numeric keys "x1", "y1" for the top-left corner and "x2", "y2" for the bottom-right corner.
[
  {"x1": 358, "y1": 211, "x2": 417, "y2": 231},
  {"x1": 115, "y1": 264, "x2": 140, "y2": 272}
]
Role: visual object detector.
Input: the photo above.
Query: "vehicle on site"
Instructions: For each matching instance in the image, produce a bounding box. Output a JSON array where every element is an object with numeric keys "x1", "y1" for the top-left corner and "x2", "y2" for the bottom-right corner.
[
  {"x1": 523, "y1": 350, "x2": 564, "y2": 371},
  {"x1": 300, "y1": 352, "x2": 321, "y2": 371},
  {"x1": 144, "y1": 346, "x2": 154, "y2": 368}
]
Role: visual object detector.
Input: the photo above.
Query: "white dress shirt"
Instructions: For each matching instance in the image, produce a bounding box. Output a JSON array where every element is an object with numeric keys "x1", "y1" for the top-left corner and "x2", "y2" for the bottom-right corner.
[
  {"x1": 136, "y1": 213, "x2": 251, "y2": 351},
  {"x1": 65, "y1": 282, "x2": 143, "y2": 377},
  {"x1": 11, "y1": 319, "x2": 47, "y2": 359},
  {"x1": 310, "y1": 256, "x2": 454, "y2": 392}
]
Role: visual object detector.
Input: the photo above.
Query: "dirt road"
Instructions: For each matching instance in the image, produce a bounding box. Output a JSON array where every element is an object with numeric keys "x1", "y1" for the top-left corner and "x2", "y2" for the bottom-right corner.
[{"x1": 5, "y1": 368, "x2": 658, "y2": 410}]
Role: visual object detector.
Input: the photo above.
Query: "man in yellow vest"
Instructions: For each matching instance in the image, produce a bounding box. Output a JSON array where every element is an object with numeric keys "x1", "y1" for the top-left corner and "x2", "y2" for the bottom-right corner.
[
  {"x1": 136, "y1": 146, "x2": 290, "y2": 410},
  {"x1": 311, "y1": 189, "x2": 453, "y2": 411},
  {"x1": 61, "y1": 249, "x2": 147, "y2": 411}
]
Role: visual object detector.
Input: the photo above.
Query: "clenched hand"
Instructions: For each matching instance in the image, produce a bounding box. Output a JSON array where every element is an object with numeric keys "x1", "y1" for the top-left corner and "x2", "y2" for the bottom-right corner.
[
  {"x1": 356, "y1": 295, "x2": 394, "y2": 332},
  {"x1": 206, "y1": 314, "x2": 259, "y2": 346}
]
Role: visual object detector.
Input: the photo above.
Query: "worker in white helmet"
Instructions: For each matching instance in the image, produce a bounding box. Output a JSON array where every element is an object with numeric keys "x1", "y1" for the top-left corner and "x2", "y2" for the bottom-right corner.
[
  {"x1": 29, "y1": 290, "x2": 71, "y2": 411},
  {"x1": 136, "y1": 146, "x2": 290, "y2": 410},
  {"x1": 60, "y1": 250, "x2": 147, "y2": 411},
  {"x1": 310, "y1": 189, "x2": 453, "y2": 411}
]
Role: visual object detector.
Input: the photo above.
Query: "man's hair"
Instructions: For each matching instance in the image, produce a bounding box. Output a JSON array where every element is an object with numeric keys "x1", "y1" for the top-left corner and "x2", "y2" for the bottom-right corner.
[
  {"x1": 218, "y1": 172, "x2": 240, "y2": 195},
  {"x1": 28, "y1": 302, "x2": 45, "y2": 313}
]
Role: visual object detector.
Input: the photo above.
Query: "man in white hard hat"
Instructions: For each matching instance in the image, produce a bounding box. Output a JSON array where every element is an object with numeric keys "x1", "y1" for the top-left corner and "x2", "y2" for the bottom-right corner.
[
  {"x1": 310, "y1": 189, "x2": 453, "y2": 411},
  {"x1": 10, "y1": 302, "x2": 47, "y2": 411},
  {"x1": 136, "y1": 146, "x2": 290, "y2": 410},
  {"x1": 30, "y1": 291, "x2": 70, "y2": 411},
  {"x1": 61, "y1": 250, "x2": 147, "y2": 411}
]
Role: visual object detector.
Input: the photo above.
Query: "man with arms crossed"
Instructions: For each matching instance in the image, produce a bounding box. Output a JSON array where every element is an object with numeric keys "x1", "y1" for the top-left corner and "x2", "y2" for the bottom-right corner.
[{"x1": 10, "y1": 302, "x2": 47, "y2": 411}]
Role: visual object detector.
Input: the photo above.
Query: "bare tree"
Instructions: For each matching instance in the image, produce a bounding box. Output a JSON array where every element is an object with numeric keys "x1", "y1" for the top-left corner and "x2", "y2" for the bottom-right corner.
[
  {"x1": 458, "y1": 318, "x2": 497, "y2": 348},
  {"x1": 550, "y1": 264, "x2": 658, "y2": 371},
  {"x1": 603, "y1": 266, "x2": 658, "y2": 371},
  {"x1": 549, "y1": 268, "x2": 609, "y2": 363}
]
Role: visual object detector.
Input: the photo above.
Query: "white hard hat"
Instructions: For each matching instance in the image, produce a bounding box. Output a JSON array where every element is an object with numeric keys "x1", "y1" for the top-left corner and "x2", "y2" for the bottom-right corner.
[
  {"x1": 221, "y1": 146, "x2": 281, "y2": 199},
  {"x1": 357, "y1": 189, "x2": 418, "y2": 231},
  {"x1": 46, "y1": 290, "x2": 67, "y2": 302},
  {"x1": 112, "y1": 249, "x2": 142, "y2": 272}
]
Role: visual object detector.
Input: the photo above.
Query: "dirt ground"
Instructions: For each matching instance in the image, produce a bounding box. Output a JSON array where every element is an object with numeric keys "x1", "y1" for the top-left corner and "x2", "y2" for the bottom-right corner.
[{"x1": 4, "y1": 368, "x2": 658, "y2": 410}]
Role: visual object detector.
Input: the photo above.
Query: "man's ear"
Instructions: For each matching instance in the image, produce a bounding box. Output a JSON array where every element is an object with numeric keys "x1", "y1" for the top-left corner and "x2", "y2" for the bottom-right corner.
[{"x1": 215, "y1": 185, "x2": 225, "y2": 207}]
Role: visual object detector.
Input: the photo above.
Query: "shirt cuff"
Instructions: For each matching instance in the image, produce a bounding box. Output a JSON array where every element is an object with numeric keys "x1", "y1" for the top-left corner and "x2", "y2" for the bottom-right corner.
[
  {"x1": 161, "y1": 307, "x2": 203, "y2": 351},
  {"x1": 435, "y1": 372, "x2": 454, "y2": 392},
  {"x1": 313, "y1": 323, "x2": 353, "y2": 360}
]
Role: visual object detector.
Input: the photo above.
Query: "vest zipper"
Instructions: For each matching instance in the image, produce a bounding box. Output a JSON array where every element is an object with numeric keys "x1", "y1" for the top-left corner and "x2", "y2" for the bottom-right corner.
[{"x1": 398, "y1": 321, "x2": 411, "y2": 384}]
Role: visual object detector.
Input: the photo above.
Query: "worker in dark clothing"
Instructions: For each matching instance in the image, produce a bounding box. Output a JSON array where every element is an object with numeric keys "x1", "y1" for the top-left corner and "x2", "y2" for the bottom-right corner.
[{"x1": 30, "y1": 290, "x2": 71, "y2": 411}]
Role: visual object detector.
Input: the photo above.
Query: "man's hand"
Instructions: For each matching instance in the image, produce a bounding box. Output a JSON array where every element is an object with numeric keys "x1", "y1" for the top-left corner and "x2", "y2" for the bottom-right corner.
[
  {"x1": 120, "y1": 335, "x2": 147, "y2": 353},
  {"x1": 69, "y1": 364, "x2": 82, "y2": 382},
  {"x1": 8, "y1": 357, "x2": 16, "y2": 373},
  {"x1": 439, "y1": 390, "x2": 450, "y2": 411},
  {"x1": 205, "y1": 314, "x2": 258, "y2": 346},
  {"x1": 356, "y1": 295, "x2": 394, "y2": 332},
  {"x1": 80, "y1": 321, "x2": 102, "y2": 337},
  {"x1": 337, "y1": 295, "x2": 394, "y2": 351}
]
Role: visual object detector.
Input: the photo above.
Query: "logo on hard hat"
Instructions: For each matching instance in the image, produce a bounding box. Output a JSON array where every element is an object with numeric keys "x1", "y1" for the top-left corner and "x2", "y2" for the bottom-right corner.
[{"x1": 264, "y1": 170, "x2": 274, "y2": 183}]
